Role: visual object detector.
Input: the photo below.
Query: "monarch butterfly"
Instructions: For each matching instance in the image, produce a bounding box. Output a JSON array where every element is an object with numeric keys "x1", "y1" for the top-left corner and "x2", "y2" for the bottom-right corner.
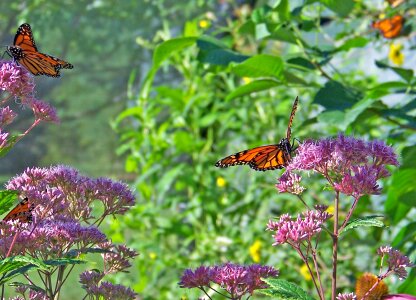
[
  {"x1": 387, "y1": 0, "x2": 405, "y2": 8},
  {"x1": 2, "y1": 197, "x2": 33, "y2": 223},
  {"x1": 215, "y1": 96, "x2": 299, "y2": 171},
  {"x1": 372, "y1": 15, "x2": 404, "y2": 39},
  {"x1": 7, "y1": 23, "x2": 73, "y2": 77}
]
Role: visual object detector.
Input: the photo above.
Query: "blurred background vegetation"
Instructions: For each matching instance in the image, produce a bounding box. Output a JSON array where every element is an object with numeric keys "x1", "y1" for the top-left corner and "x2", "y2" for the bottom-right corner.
[{"x1": 1, "y1": 0, "x2": 415, "y2": 299}]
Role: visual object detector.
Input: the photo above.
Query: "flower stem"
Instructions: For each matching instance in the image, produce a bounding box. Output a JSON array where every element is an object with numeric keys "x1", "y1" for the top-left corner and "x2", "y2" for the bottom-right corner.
[{"x1": 331, "y1": 191, "x2": 340, "y2": 300}]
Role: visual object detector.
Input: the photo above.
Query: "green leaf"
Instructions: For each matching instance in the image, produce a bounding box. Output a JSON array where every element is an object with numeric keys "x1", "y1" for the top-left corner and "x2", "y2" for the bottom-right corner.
[
  {"x1": 391, "y1": 222, "x2": 416, "y2": 248},
  {"x1": 0, "y1": 190, "x2": 19, "y2": 215},
  {"x1": 282, "y1": 70, "x2": 308, "y2": 85},
  {"x1": 341, "y1": 215, "x2": 385, "y2": 234},
  {"x1": 44, "y1": 258, "x2": 85, "y2": 267},
  {"x1": 275, "y1": 0, "x2": 290, "y2": 22},
  {"x1": 314, "y1": 80, "x2": 362, "y2": 111},
  {"x1": 197, "y1": 36, "x2": 249, "y2": 66},
  {"x1": 336, "y1": 37, "x2": 369, "y2": 52},
  {"x1": 375, "y1": 60, "x2": 414, "y2": 83},
  {"x1": 389, "y1": 169, "x2": 416, "y2": 207},
  {"x1": 0, "y1": 135, "x2": 21, "y2": 158},
  {"x1": 226, "y1": 79, "x2": 280, "y2": 101},
  {"x1": 232, "y1": 55, "x2": 283, "y2": 78},
  {"x1": 270, "y1": 28, "x2": 309, "y2": 48},
  {"x1": 259, "y1": 278, "x2": 315, "y2": 300},
  {"x1": 255, "y1": 23, "x2": 271, "y2": 39},
  {"x1": 320, "y1": 0, "x2": 355, "y2": 17},
  {"x1": 343, "y1": 97, "x2": 377, "y2": 126},
  {"x1": 317, "y1": 111, "x2": 347, "y2": 130},
  {"x1": 287, "y1": 57, "x2": 315, "y2": 71},
  {"x1": 0, "y1": 256, "x2": 48, "y2": 284},
  {"x1": 153, "y1": 37, "x2": 197, "y2": 69},
  {"x1": 401, "y1": 145, "x2": 416, "y2": 169}
]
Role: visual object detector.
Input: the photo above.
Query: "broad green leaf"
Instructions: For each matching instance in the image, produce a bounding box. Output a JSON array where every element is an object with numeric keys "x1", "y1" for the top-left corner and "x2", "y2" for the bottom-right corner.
[
  {"x1": 255, "y1": 23, "x2": 271, "y2": 40},
  {"x1": 401, "y1": 145, "x2": 416, "y2": 169},
  {"x1": 336, "y1": 37, "x2": 369, "y2": 52},
  {"x1": 287, "y1": 57, "x2": 315, "y2": 71},
  {"x1": 375, "y1": 60, "x2": 414, "y2": 83},
  {"x1": 0, "y1": 256, "x2": 48, "y2": 284},
  {"x1": 0, "y1": 135, "x2": 21, "y2": 158},
  {"x1": 398, "y1": 269, "x2": 416, "y2": 295},
  {"x1": 196, "y1": 36, "x2": 249, "y2": 66},
  {"x1": 0, "y1": 190, "x2": 19, "y2": 215},
  {"x1": 259, "y1": 278, "x2": 315, "y2": 300},
  {"x1": 232, "y1": 55, "x2": 283, "y2": 78},
  {"x1": 282, "y1": 70, "x2": 308, "y2": 85},
  {"x1": 391, "y1": 221, "x2": 416, "y2": 248},
  {"x1": 226, "y1": 79, "x2": 280, "y2": 101},
  {"x1": 389, "y1": 169, "x2": 416, "y2": 207},
  {"x1": 343, "y1": 97, "x2": 377, "y2": 126},
  {"x1": 314, "y1": 80, "x2": 362, "y2": 110},
  {"x1": 153, "y1": 37, "x2": 197, "y2": 69},
  {"x1": 341, "y1": 215, "x2": 385, "y2": 234},
  {"x1": 320, "y1": 0, "x2": 355, "y2": 17},
  {"x1": 317, "y1": 111, "x2": 347, "y2": 130},
  {"x1": 275, "y1": 0, "x2": 290, "y2": 22},
  {"x1": 270, "y1": 28, "x2": 309, "y2": 48}
]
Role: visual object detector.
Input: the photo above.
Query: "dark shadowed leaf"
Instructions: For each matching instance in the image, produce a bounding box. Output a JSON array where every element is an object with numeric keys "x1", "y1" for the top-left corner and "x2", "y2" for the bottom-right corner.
[
  {"x1": 314, "y1": 80, "x2": 362, "y2": 110},
  {"x1": 375, "y1": 60, "x2": 414, "y2": 83}
]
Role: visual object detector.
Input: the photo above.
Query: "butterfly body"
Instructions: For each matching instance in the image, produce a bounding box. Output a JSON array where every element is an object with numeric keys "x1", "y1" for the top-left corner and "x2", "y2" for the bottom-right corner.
[
  {"x1": 3, "y1": 197, "x2": 33, "y2": 223},
  {"x1": 215, "y1": 97, "x2": 298, "y2": 171},
  {"x1": 8, "y1": 23, "x2": 73, "y2": 77}
]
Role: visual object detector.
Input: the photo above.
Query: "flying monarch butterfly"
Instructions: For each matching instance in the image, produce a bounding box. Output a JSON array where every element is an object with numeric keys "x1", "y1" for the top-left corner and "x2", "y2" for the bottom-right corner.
[
  {"x1": 7, "y1": 23, "x2": 73, "y2": 77},
  {"x1": 2, "y1": 197, "x2": 34, "y2": 223},
  {"x1": 387, "y1": 0, "x2": 405, "y2": 8},
  {"x1": 372, "y1": 15, "x2": 404, "y2": 39},
  {"x1": 215, "y1": 96, "x2": 299, "y2": 171}
]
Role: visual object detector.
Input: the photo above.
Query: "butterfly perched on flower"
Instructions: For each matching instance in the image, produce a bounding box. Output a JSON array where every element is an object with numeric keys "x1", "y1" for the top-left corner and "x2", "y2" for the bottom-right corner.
[
  {"x1": 215, "y1": 96, "x2": 299, "y2": 171},
  {"x1": 2, "y1": 197, "x2": 34, "y2": 223},
  {"x1": 7, "y1": 23, "x2": 73, "y2": 77},
  {"x1": 372, "y1": 15, "x2": 404, "y2": 39}
]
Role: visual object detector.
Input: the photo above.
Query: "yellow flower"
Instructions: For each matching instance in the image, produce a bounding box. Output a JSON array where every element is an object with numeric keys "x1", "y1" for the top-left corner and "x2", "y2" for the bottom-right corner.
[
  {"x1": 389, "y1": 43, "x2": 404, "y2": 66},
  {"x1": 199, "y1": 19, "x2": 210, "y2": 29},
  {"x1": 242, "y1": 77, "x2": 252, "y2": 84},
  {"x1": 216, "y1": 176, "x2": 226, "y2": 188},
  {"x1": 149, "y1": 252, "x2": 157, "y2": 260},
  {"x1": 300, "y1": 264, "x2": 312, "y2": 281},
  {"x1": 326, "y1": 205, "x2": 335, "y2": 215},
  {"x1": 249, "y1": 240, "x2": 262, "y2": 263}
]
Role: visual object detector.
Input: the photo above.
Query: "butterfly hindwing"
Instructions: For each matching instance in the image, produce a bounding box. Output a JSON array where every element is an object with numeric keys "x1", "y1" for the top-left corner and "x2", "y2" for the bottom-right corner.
[{"x1": 3, "y1": 198, "x2": 33, "y2": 223}]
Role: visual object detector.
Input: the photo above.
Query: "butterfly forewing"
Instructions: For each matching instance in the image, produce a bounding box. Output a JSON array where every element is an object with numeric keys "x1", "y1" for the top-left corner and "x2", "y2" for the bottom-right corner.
[
  {"x1": 372, "y1": 15, "x2": 404, "y2": 39},
  {"x1": 3, "y1": 198, "x2": 34, "y2": 223}
]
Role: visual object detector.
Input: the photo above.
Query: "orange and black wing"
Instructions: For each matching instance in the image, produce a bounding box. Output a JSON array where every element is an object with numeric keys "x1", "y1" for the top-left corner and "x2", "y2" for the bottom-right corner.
[
  {"x1": 13, "y1": 23, "x2": 37, "y2": 52},
  {"x1": 249, "y1": 139, "x2": 292, "y2": 171},
  {"x1": 3, "y1": 198, "x2": 33, "y2": 223},
  {"x1": 9, "y1": 23, "x2": 73, "y2": 77},
  {"x1": 215, "y1": 145, "x2": 279, "y2": 168},
  {"x1": 215, "y1": 141, "x2": 292, "y2": 171},
  {"x1": 372, "y1": 15, "x2": 404, "y2": 39},
  {"x1": 286, "y1": 96, "x2": 299, "y2": 141}
]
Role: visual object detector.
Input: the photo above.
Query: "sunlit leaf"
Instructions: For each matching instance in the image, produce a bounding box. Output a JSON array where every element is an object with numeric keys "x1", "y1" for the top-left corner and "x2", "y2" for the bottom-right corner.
[
  {"x1": 259, "y1": 278, "x2": 315, "y2": 300},
  {"x1": 226, "y1": 79, "x2": 280, "y2": 101},
  {"x1": 232, "y1": 55, "x2": 283, "y2": 78}
]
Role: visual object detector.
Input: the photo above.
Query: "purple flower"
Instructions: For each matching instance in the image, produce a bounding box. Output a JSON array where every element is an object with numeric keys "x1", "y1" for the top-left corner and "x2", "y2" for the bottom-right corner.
[
  {"x1": 179, "y1": 266, "x2": 213, "y2": 288},
  {"x1": 267, "y1": 210, "x2": 332, "y2": 246},
  {"x1": 276, "y1": 171, "x2": 305, "y2": 194},
  {"x1": 387, "y1": 249, "x2": 414, "y2": 280},
  {"x1": 282, "y1": 135, "x2": 398, "y2": 198},
  {"x1": 337, "y1": 293, "x2": 357, "y2": 300},
  {"x1": 30, "y1": 99, "x2": 59, "y2": 123},
  {"x1": 0, "y1": 61, "x2": 34, "y2": 98},
  {"x1": 101, "y1": 242, "x2": 138, "y2": 274},
  {"x1": 179, "y1": 263, "x2": 278, "y2": 297},
  {"x1": 84, "y1": 281, "x2": 137, "y2": 300},
  {"x1": 0, "y1": 106, "x2": 17, "y2": 126},
  {"x1": 28, "y1": 290, "x2": 48, "y2": 300},
  {"x1": 0, "y1": 129, "x2": 9, "y2": 148},
  {"x1": 79, "y1": 270, "x2": 105, "y2": 287}
]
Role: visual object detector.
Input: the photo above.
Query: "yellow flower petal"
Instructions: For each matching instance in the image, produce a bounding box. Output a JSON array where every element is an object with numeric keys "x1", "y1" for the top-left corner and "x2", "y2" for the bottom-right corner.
[
  {"x1": 300, "y1": 264, "x2": 312, "y2": 281},
  {"x1": 249, "y1": 240, "x2": 262, "y2": 263},
  {"x1": 216, "y1": 176, "x2": 226, "y2": 188},
  {"x1": 389, "y1": 43, "x2": 404, "y2": 66},
  {"x1": 199, "y1": 20, "x2": 209, "y2": 29}
]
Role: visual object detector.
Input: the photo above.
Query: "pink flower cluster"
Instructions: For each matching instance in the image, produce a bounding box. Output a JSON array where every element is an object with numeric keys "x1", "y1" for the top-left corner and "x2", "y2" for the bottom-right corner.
[
  {"x1": 0, "y1": 61, "x2": 59, "y2": 153},
  {"x1": 1, "y1": 165, "x2": 137, "y2": 299},
  {"x1": 179, "y1": 263, "x2": 278, "y2": 298},
  {"x1": 266, "y1": 208, "x2": 332, "y2": 246},
  {"x1": 377, "y1": 246, "x2": 414, "y2": 280},
  {"x1": 278, "y1": 135, "x2": 399, "y2": 198}
]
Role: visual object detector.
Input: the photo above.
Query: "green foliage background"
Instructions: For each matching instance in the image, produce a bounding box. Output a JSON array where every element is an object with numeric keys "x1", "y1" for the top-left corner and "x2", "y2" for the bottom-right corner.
[{"x1": 1, "y1": 0, "x2": 415, "y2": 299}]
